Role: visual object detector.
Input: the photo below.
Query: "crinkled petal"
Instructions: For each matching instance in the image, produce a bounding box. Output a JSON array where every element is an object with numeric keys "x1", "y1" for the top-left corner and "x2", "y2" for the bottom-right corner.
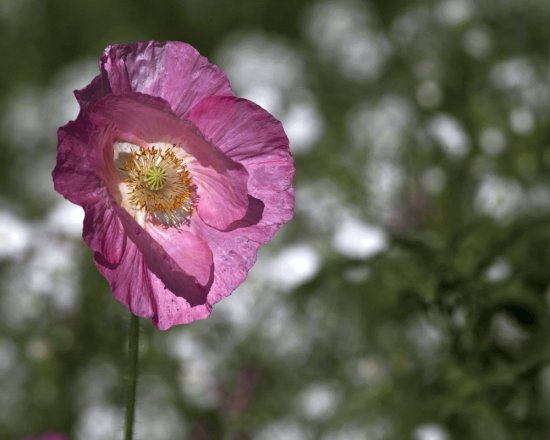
[
  {"x1": 188, "y1": 96, "x2": 294, "y2": 224},
  {"x1": 145, "y1": 224, "x2": 213, "y2": 288},
  {"x1": 91, "y1": 93, "x2": 249, "y2": 229},
  {"x1": 92, "y1": 203, "x2": 214, "y2": 328},
  {"x1": 83, "y1": 199, "x2": 126, "y2": 267},
  {"x1": 95, "y1": 233, "x2": 213, "y2": 330},
  {"x1": 52, "y1": 113, "x2": 113, "y2": 206},
  {"x1": 100, "y1": 41, "x2": 233, "y2": 118},
  {"x1": 148, "y1": 272, "x2": 212, "y2": 330},
  {"x1": 188, "y1": 96, "x2": 295, "y2": 304},
  {"x1": 81, "y1": 189, "x2": 213, "y2": 325},
  {"x1": 188, "y1": 96, "x2": 292, "y2": 164},
  {"x1": 113, "y1": 204, "x2": 212, "y2": 307},
  {"x1": 94, "y1": 236, "x2": 157, "y2": 319},
  {"x1": 186, "y1": 160, "x2": 250, "y2": 230},
  {"x1": 74, "y1": 73, "x2": 112, "y2": 112}
]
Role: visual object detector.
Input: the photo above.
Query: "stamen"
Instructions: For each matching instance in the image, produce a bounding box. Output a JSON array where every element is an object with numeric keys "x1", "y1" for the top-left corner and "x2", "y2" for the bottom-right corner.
[{"x1": 120, "y1": 146, "x2": 197, "y2": 227}]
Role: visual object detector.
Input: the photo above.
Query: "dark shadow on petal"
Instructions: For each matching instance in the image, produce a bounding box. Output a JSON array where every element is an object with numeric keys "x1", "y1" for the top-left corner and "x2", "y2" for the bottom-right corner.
[
  {"x1": 75, "y1": 73, "x2": 112, "y2": 112},
  {"x1": 94, "y1": 251, "x2": 117, "y2": 269},
  {"x1": 223, "y1": 196, "x2": 264, "y2": 231},
  {"x1": 83, "y1": 203, "x2": 127, "y2": 267},
  {"x1": 157, "y1": 265, "x2": 212, "y2": 307},
  {"x1": 114, "y1": 205, "x2": 211, "y2": 307}
]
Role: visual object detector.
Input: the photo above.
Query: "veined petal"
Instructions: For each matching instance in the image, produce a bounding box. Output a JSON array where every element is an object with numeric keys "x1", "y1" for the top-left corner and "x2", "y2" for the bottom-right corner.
[
  {"x1": 94, "y1": 238, "x2": 157, "y2": 319},
  {"x1": 187, "y1": 159, "x2": 249, "y2": 230},
  {"x1": 100, "y1": 41, "x2": 233, "y2": 118},
  {"x1": 114, "y1": 205, "x2": 212, "y2": 307},
  {"x1": 94, "y1": 219, "x2": 214, "y2": 329},
  {"x1": 188, "y1": 96, "x2": 295, "y2": 304},
  {"x1": 148, "y1": 273, "x2": 212, "y2": 330},
  {"x1": 145, "y1": 224, "x2": 213, "y2": 288},
  {"x1": 78, "y1": 180, "x2": 213, "y2": 315},
  {"x1": 53, "y1": 113, "x2": 113, "y2": 206},
  {"x1": 188, "y1": 96, "x2": 294, "y2": 224},
  {"x1": 74, "y1": 73, "x2": 112, "y2": 112},
  {"x1": 188, "y1": 95, "x2": 292, "y2": 165},
  {"x1": 83, "y1": 199, "x2": 126, "y2": 267},
  {"x1": 83, "y1": 194, "x2": 214, "y2": 327}
]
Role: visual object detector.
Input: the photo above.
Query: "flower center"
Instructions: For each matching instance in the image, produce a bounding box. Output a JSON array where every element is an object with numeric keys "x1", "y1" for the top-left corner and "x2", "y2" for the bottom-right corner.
[
  {"x1": 120, "y1": 146, "x2": 197, "y2": 227},
  {"x1": 143, "y1": 165, "x2": 168, "y2": 191}
]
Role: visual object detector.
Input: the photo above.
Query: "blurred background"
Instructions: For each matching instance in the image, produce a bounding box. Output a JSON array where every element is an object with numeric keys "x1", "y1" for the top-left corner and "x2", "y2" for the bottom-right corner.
[{"x1": 1, "y1": 0, "x2": 550, "y2": 438}]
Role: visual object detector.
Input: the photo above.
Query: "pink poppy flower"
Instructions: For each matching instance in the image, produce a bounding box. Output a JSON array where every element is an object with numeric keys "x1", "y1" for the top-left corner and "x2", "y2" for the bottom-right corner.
[{"x1": 53, "y1": 41, "x2": 294, "y2": 330}]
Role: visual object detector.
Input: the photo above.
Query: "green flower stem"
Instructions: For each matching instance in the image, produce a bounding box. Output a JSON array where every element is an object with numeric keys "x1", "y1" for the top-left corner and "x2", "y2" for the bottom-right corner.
[{"x1": 124, "y1": 313, "x2": 140, "y2": 440}]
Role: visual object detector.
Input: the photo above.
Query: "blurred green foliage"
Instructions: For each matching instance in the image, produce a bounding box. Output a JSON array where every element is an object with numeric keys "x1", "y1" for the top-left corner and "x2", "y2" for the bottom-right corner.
[{"x1": 1, "y1": 0, "x2": 550, "y2": 439}]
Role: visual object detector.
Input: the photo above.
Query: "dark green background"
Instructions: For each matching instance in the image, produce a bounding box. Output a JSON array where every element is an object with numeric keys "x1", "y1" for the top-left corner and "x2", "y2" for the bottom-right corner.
[{"x1": 1, "y1": 0, "x2": 550, "y2": 439}]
